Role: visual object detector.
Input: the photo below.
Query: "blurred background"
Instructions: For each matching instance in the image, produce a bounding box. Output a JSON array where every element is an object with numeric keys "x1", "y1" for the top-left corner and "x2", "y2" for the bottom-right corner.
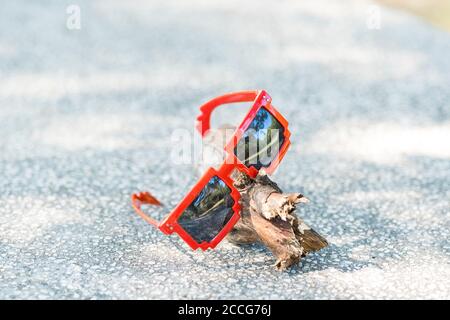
[
  {"x1": 379, "y1": 0, "x2": 450, "y2": 32},
  {"x1": 0, "y1": 0, "x2": 449, "y2": 299}
]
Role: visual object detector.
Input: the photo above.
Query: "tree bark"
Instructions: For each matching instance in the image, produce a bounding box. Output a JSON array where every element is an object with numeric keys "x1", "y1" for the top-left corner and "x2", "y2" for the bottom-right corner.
[{"x1": 202, "y1": 126, "x2": 328, "y2": 271}]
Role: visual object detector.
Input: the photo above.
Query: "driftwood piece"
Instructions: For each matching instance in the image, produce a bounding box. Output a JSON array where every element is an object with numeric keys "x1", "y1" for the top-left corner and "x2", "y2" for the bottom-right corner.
[{"x1": 201, "y1": 126, "x2": 328, "y2": 270}]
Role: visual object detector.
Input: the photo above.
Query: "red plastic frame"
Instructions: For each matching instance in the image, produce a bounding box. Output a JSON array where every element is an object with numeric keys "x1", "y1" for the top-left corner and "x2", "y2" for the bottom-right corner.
[{"x1": 131, "y1": 90, "x2": 291, "y2": 250}]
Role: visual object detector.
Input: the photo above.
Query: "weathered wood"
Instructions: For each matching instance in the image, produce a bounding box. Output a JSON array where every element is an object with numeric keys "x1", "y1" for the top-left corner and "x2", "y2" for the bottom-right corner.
[{"x1": 203, "y1": 126, "x2": 328, "y2": 271}]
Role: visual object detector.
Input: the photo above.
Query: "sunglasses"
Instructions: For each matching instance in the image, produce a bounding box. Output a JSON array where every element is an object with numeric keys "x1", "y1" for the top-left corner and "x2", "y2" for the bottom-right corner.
[{"x1": 131, "y1": 90, "x2": 291, "y2": 250}]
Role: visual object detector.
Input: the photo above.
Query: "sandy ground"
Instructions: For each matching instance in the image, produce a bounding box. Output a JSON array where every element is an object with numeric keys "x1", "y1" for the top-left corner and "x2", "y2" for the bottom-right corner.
[{"x1": 0, "y1": 0, "x2": 449, "y2": 299}]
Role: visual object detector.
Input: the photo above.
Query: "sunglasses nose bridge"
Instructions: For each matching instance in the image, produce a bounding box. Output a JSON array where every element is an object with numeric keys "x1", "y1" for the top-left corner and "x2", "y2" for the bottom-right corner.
[{"x1": 217, "y1": 158, "x2": 236, "y2": 177}]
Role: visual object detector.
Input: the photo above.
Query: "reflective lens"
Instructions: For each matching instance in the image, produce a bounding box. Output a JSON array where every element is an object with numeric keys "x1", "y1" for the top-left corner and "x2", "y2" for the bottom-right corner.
[
  {"x1": 178, "y1": 176, "x2": 235, "y2": 243},
  {"x1": 234, "y1": 107, "x2": 285, "y2": 170}
]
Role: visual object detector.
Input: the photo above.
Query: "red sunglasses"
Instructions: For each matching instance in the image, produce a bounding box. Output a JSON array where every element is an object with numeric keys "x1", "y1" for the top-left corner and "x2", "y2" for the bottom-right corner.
[{"x1": 131, "y1": 90, "x2": 291, "y2": 250}]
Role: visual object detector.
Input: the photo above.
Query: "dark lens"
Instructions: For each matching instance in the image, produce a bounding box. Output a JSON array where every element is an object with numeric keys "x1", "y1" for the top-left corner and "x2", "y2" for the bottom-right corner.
[
  {"x1": 234, "y1": 107, "x2": 285, "y2": 170},
  {"x1": 178, "y1": 176, "x2": 235, "y2": 243}
]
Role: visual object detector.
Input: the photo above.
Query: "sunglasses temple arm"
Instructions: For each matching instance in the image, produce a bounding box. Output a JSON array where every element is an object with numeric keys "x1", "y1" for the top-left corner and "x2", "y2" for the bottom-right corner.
[
  {"x1": 196, "y1": 90, "x2": 259, "y2": 136},
  {"x1": 131, "y1": 192, "x2": 163, "y2": 227}
]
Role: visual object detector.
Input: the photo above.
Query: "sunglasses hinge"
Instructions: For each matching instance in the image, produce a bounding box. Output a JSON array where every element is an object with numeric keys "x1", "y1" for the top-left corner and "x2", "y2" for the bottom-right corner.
[{"x1": 159, "y1": 223, "x2": 174, "y2": 235}]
